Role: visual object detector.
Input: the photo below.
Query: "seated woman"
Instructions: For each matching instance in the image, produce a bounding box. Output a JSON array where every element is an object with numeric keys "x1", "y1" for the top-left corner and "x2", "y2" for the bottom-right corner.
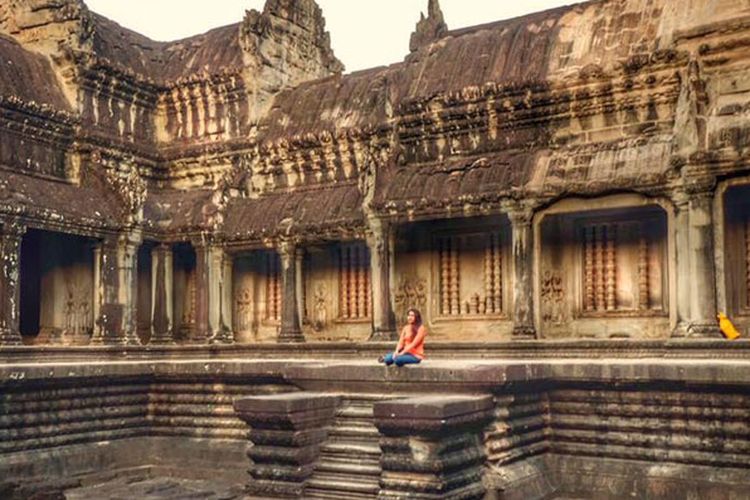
[{"x1": 379, "y1": 308, "x2": 427, "y2": 367}]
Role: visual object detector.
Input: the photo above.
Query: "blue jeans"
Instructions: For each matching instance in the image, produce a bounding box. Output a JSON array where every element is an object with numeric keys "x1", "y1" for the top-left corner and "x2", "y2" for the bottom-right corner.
[{"x1": 382, "y1": 353, "x2": 421, "y2": 367}]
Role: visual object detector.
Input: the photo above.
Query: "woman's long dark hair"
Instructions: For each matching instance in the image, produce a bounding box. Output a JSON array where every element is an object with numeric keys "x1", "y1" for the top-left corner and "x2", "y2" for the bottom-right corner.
[{"x1": 408, "y1": 308, "x2": 423, "y2": 334}]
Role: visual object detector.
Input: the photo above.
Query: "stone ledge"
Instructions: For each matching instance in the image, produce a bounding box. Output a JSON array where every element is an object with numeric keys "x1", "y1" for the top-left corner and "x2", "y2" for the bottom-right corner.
[
  {"x1": 374, "y1": 394, "x2": 495, "y2": 434},
  {"x1": 234, "y1": 392, "x2": 339, "y2": 414}
]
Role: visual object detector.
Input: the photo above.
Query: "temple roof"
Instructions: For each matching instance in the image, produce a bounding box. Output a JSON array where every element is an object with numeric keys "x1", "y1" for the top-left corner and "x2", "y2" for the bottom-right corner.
[
  {"x1": 373, "y1": 152, "x2": 537, "y2": 214},
  {"x1": 0, "y1": 35, "x2": 71, "y2": 111},
  {"x1": 90, "y1": 14, "x2": 245, "y2": 84},
  {"x1": 0, "y1": 169, "x2": 124, "y2": 228},
  {"x1": 223, "y1": 185, "x2": 364, "y2": 242}
]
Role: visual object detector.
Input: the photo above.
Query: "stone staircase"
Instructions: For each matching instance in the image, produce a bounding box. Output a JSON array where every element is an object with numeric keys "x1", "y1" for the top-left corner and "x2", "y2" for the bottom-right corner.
[{"x1": 306, "y1": 395, "x2": 385, "y2": 499}]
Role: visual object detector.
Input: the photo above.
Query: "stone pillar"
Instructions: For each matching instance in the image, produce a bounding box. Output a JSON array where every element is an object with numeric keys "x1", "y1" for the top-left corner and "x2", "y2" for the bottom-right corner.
[
  {"x1": 234, "y1": 393, "x2": 340, "y2": 498},
  {"x1": 150, "y1": 244, "x2": 174, "y2": 345},
  {"x1": 685, "y1": 184, "x2": 721, "y2": 337},
  {"x1": 278, "y1": 240, "x2": 304, "y2": 343},
  {"x1": 193, "y1": 242, "x2": 211, "y2": 343},
  {"x1": 373, "y1": 395, "x2": 494, "y2": 499},
  {"x1": 508, "y1": 206, "x2": 537, "y2": 339},
  {"x1": 672, "y1": 191, "x2": 692, "y2": 337},
  {"x1": 91, "y1": 236, "x2": 124, "y2": 345},
  {"x1": 0, "y1": 221, "x2": 26, "y2": 346},
  {"x1": 118, "y1": 233, "x2": 141, "y2": 345},
  {"x1": 366, "y1": 218, "x2": 397, "y2": 341},
  {"x1": 212, "y1": 245, "x2": 234, "y2": 344},
  {"x1": 195, "y1": 241, "x2": 235, "y2": 344}
]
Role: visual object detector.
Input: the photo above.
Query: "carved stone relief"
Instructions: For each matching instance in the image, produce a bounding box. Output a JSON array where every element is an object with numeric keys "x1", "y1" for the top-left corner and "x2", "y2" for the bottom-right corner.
[
  {"x1": 235, "y1": 287, "x2": 254, "y2": 334},
  {"x1": 394, "y1": 276, "x2": 427, "y2": 323},
  {"x1": 541, "y1": 269, "x2": 565, "y2": 327},
  {"x1": 312, "y1": 284, "x2": 328, "y2": 332}
]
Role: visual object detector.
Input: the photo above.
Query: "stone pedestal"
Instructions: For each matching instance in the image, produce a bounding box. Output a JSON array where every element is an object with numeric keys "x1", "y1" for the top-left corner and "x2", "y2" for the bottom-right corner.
[
  {"x1": 278, "y1": 241, "x2": 304, "y2": 343},
  {"x1": 373, "y1": 395, "x2": 494, "y2": 499},
  {"x1": 0, "y1": 222, "x2": 25, "y2": 346},
  {"x1": 367, "y1": 218, "x2": 397, "y2": 341},
  {"x1": 150, "y1": 244, "x2": 174, "y2": 345},
  {"x1": 508, "y1": 206, "x2": 537, "y2": 340},
  {"x1": 233, "y1": 392, "x2": 340, "y2": 498}
]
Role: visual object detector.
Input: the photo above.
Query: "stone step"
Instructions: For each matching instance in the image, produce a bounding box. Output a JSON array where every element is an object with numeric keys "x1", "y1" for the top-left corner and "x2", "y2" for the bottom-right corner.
[
  {"x1": 320, "y1": 440, "x2": 381, "y2": 456},
  {"x1": 337, "y1": 405, "x2": 374, "y2": 419},
  {"x1": 315, "y1": 456, "x2": 381, "y2": 476},
  {"x1": 307, "y1": 472, "x2": 380, "y2": 496},
  {"x1": 329, "y1": 424, "x2": 380, "y2": 439},
  {"x1": 306, "y1": 487, "x2": 377, "y2": 500}
]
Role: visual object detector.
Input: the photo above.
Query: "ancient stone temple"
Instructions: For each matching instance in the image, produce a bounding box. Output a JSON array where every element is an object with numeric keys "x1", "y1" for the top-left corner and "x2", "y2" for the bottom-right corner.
[{"x1": 2, "y1": 0, "x2": 750, "y2": 498}]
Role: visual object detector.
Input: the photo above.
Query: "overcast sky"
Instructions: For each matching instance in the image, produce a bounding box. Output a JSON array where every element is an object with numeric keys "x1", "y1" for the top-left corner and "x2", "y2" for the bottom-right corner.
[{"x1": 84, "y1": 0, "x2": 575, "y2": 73}]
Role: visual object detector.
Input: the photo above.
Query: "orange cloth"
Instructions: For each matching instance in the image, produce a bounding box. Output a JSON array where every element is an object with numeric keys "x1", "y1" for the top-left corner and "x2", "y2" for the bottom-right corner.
[{"x1": 402, "y1": 325, "x2": 427, "y2": 360}]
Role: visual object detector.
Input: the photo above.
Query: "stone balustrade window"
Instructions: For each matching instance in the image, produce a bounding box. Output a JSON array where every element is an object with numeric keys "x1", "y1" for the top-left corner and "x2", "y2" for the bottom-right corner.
[
  {"x1": 436, "y1": 231, "x2": 504, "y2": 318},
  {"x1": 265, "y1": 252, "x2": 281, "y2": 322},
  {"x1": 723, "y1": 186, "x2": 750, "y2": 318},
  {"x1": 579, "y1": 218, "x2": 665, "y2": 315},
  {"x1": 338, "y1": 243, "x2": 371, "y2": 320}
]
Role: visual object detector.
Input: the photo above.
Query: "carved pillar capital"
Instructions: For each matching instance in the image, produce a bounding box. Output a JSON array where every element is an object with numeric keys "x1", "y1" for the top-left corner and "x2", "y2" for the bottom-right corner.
[{"x1": 506, "y1": 204, "x2": 535, "y2": 228}]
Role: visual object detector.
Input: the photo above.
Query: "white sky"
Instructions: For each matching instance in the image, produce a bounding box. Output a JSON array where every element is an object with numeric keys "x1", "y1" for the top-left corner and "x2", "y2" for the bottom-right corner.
[{"x1": 84, "y1": 0, "x2": 576, "y2": 73}]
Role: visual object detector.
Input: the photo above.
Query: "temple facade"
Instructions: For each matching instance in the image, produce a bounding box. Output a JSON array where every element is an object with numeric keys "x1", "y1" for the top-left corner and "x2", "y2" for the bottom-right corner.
[{"x1": 3, "y1": 0, "x2": 750, "y2": 498}]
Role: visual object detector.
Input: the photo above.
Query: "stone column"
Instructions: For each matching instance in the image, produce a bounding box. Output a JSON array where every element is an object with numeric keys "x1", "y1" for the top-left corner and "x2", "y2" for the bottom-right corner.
[
  {"x1": 91, "y1": 236, "x2": 124, "y2": 345},
  {"x1": 193, "y1": 242, "x2": 211, "y2": 343},
  {"x1": 234, "y1": 393, "x2": 340, "y2": 498},
  {"x1": 373, "y1": 395, "x2": 494, "y2": 499},
  {"x1": 211, "y1": 245, "x2": 234, "y2": 344},
  {"x1": 366, "y1": 218, "x2": 397, "y2": 341},
  {"x1": 278, "y1": 240, "x2": 305, "y2": 343},
  {"x1": 508, "y1": 206, "x2": 537, "y2": 339},
  {"x1": 685, "y1": 183, "x2": 721, "y2": 337},
  {"x1": 118, "y1": 233, "x2": 141, "y2": 345},
  {"x1": 0, "y1": 221, "x2": 26, "y2": 346},
  {"x1": 195, "y1": 241, "x2": 235, "y2": 344},
  {"x1": 672, "y1": 191, "x2": 692, "y2": 337},
  {"x1": 150, "y1": 244, "x2": 174, "y2": 344}
]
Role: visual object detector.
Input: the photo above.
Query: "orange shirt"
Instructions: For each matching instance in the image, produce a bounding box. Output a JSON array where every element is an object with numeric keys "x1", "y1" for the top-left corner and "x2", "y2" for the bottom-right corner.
[{"x1": 401, "y1": 325, "x2": 427, "y2": 359}]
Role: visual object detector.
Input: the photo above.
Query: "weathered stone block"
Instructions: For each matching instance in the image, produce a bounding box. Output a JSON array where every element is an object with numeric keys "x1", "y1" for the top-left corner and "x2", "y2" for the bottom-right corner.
[
  {"x1": 233, "y1": 392, "x2": 340, "y2": 498},
  {"x1": 373, "y1": 395, "x2": 494, "y2": 500}
]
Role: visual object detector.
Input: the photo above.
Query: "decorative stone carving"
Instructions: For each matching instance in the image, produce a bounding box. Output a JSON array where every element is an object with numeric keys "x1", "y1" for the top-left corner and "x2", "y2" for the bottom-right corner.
[
  {"x1": 409, "y1": 0, "x2": 448, "y2": 53},
  {"x1": 541, "y1": 270, "x2": 565, "y2": 326},
  {"x1": 394, "y1": 276, "x2": 427, "y2": 324},
  {"x1": 312, "y1": 284, "x2": 327, "y2": 332},
  {"x1": 235, "y1": 288, "x2": 254, "y2": 334}
]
